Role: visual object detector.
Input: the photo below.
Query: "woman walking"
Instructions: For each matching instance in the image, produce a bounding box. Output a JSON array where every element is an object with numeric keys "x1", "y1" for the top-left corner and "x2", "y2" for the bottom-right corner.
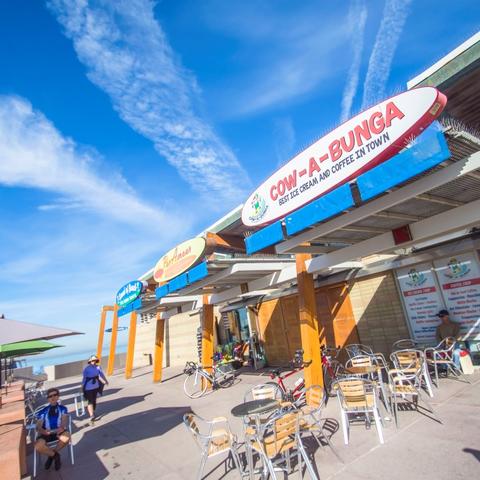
[{"x1": 82, "y1": 355, "x2": 108, "y2": 425}]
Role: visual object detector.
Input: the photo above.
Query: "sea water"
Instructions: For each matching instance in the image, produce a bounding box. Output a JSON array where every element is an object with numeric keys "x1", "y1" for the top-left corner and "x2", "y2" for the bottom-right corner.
[{"x1": 20, "y1": 345, "x2": 127, "y2": 373}]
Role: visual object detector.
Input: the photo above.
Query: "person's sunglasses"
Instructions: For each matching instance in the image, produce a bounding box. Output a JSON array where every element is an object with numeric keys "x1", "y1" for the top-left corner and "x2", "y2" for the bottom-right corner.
[{"x1": 48, "y1": 393, "x2": 59, "y2": 399}]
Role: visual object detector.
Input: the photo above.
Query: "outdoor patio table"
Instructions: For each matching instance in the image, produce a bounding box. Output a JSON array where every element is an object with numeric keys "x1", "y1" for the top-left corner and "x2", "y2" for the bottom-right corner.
[
  {"x1": 231, "y1": 399, "x2": 280, "y2": 418},
  {"x1": 231, "y1": 399, "x2": 280, "y2": 479}
]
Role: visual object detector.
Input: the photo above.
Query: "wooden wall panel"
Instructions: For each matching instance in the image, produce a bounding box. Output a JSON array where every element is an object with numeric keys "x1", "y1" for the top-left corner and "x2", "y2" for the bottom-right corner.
[
  {"x1": 280, "y1": 295, "x2": 302, "y2": 358},
  {"x1": 327, "y1": 284, "x2": 360, "y2": 348}
]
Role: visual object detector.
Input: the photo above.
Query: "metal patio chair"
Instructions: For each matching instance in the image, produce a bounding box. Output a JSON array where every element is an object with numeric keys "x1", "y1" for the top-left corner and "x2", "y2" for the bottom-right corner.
[
  {"x1": 300, "y1": 385, "x2": 343, "y2": 463},
  {"x1": 390, "y1": 349, "x2": 434, "y2": 397},
  {"x1": 387, "y1": 364, "x2": 441, "y2": 428},
  {"x1": 247, "y1": 409, "x2": 318, "y2": 479},
  {"x1": 32, "y1": 413, "x2": 74, "y2": 477},
  {"x1": 344, "y1": 344, "x2": 374, "y2": 359},
  {"x1": 345, "y1": 354, "x2": 390, "y2": 414},
  {"x1": 333, "y1": 377, "x2": 384, "y2": 445},
  {"x1": 244, "y1": 383, "x2": 283, "y2": 403},
  {"x1": 183, "y1": 412, "x2": 243, "y2": 480},
  {"x1": 424, "y1": 337, "x2": 468, "y2": 387}
]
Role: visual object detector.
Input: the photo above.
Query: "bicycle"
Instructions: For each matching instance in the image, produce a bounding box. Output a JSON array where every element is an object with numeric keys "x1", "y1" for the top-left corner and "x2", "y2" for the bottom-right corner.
[
  {"x1": 183, "y1": 361, "x2": 235, "y2": 398},
  {"x1": 321, "y1": 345, "x2": 344, "y2": 395},
  {"x1": 267, "y1": 350, "x2": 312, "y2": 408}
]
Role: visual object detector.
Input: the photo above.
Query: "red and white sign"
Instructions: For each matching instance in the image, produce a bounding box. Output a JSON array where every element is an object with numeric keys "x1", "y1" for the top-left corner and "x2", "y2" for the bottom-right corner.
[
  {"x1": 242, "y1": 87, "x2": 446, "y2": 227},
  {"x1": 434, "y1": 253, "x2": 480, "y2": 340},
  {"x1": 396, "y1": 263, "x2": 445, "y2": 343}
]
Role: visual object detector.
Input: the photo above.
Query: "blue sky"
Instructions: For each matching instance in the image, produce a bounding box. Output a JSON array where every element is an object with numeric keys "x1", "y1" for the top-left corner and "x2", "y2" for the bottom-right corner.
[{"x1": 0, "y1": 0, "x2": 479, "y2": 360}]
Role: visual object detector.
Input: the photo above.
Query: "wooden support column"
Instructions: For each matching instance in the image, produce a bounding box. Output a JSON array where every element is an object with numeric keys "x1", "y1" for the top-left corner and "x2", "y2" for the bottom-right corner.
[
  {"x1": 96, "y1": 307, "x2": 108, "y2": 360},
  {"x1": 125, "y1": 311, "x2": 138, "y2": 379},
  {"x1": 201, "y1": 295, "x2": 214, "y2": 388},
  {"x1": 153, "y1": 312, "x2": 165, "y2": 383},
  {"x1": 107, "y1": 305, "x2": 119, "y2": 376},
  {"x1": 296, "y1": 254, "x2": 324, "y2": 395}
]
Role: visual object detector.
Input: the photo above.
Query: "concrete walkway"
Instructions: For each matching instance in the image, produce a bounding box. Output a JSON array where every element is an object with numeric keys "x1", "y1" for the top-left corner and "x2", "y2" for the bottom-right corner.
[{"x1": 25, "y1": 366, "x2": 480, "y2": 479}]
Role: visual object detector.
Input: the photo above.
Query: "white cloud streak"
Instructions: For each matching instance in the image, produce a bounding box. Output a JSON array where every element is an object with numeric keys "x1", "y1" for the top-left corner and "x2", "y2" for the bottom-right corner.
[
  {"x1": 362, "y1": 0, "x2": 413, "y2": 108},
  {"x1": 340, "y1": 0, "x2": 368, "y2": 122},
  {"x1": 0, "y1": 95, "x2": 183, "y2": 234},
  {"x1": 47, "y1": 0, "x2": 251, "y2": 205},
  {"x1": 273, "y1": 117, "x2": 296, "y2": 167}
]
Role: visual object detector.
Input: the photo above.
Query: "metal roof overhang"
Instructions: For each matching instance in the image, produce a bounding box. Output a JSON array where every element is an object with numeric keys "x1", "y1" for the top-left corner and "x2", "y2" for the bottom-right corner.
[
  {"x1": 208, "y1": 131, "x2": 480, "y2": 304},
  {"x1": 283, "y1": 132, "x2": 480, "y2": 273},
  {"x1": 155, "y1": 256, "x2": 295, "y2": 306}
]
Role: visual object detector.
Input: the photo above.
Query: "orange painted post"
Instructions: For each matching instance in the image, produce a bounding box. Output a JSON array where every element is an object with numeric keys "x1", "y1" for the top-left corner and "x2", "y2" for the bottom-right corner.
[
  {"x1": 125, "y1": 311, "x2": 138, "y2": 379},
  {"x1": 107, "y1": 305, "x2": 119, "y2": 376},
  {"x1": 96, "y1": 308, "x2": 107, "y2": 360},
  {"x1": 296, "y1": 254, "x2": 324, "y2": 397},
  {"x1": 201, "y1": 295, "x2": 214, "y2": 389},
  {"x1": 153, "y1": 312, "x2": 165, "y2": 383}
]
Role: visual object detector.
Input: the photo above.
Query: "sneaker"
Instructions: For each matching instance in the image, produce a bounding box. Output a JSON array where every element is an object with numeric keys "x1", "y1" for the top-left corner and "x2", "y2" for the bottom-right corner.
[
  {"x1": 90, "y1": 416, "x2": 96, "y2": 426},
  {"x1": 54, "y1": 452, "x2": 62, "y2": 471},
  {"x1": 44, "y1": 454, "x2": 54, "y2": 470}
]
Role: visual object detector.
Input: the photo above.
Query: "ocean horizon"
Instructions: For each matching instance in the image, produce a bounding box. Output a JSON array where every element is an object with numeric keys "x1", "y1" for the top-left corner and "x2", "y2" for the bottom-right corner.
[{"x1": 21, "y1": 345, "x2": 127, "y2": 373}]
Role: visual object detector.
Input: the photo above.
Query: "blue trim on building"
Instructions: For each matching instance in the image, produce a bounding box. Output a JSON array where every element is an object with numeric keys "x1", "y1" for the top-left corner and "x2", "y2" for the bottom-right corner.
[
  {"x1": 155, "y1": 284, "x2": 169, "y2": 300},
  {"x1": 356, "y1": 122, "x2": 450, "y2": 202},
  {"x1": 187, "y1": 261, "x2": 209, "y2": 284},
  {"x1": 118, "y1": 298, "x2": 142, "y2": 317},
  {"x1": 285, "y1": 183, "x2": 355, "y2": 236},
  {"x1": 245, "y1": 221, "x2": 285, "y2": 255},
  {"x1": 168, "y1": 272, "x2": 188, "y2": 293}
]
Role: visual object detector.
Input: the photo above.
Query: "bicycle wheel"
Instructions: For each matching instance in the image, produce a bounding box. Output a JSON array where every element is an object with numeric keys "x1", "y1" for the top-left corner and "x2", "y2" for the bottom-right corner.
[{"x1": 183, "y1": 371, "x2": 208, "y2": 398}]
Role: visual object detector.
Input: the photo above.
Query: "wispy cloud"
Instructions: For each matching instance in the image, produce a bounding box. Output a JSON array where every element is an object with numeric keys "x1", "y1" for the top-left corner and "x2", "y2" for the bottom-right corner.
[
  {"x1": 340, "y1": 0, "x2": 368, "y2": 122},
  {"x1": 199, "y1": 2, "x2": 352, "y2": 117},
  {"x1": 0, "y1": 95, "x2": 184, "y2": 234},
  {"x1": 272, "y1": 117, "x2": 296, "y2": 167},
  {"x1": 47, "y1": 0, "x2": 251, "y2": 206},
  {"x1": 362, "y1": 0, "x2": 413, "y2": 108}
]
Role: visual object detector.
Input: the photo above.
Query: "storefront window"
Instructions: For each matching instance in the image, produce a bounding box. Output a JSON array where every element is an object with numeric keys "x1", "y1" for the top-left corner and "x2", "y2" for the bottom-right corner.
[{"x1": 237, "y1": 308, "x2": 250, "y2": 341}]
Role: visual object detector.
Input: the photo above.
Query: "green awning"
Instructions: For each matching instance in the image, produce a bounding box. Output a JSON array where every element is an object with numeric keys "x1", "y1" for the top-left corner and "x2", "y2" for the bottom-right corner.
[{"x1": 0, "y1": 340, "x2": 62, "y2": 358}]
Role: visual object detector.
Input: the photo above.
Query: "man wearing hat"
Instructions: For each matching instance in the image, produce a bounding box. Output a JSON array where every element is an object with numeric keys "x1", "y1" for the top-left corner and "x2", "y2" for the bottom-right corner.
[
  {"x1": 435, "y1": 309, "x2": 461, "y2": 368},
  {"x1": 82, "y1": 355, "x2": 108, "y2": 425}
]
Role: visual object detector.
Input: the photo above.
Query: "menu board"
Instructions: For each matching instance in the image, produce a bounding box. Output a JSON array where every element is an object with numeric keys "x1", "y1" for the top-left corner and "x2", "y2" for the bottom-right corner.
[
  {"x1": 395, "y1": 263, "x2": 445, "y2": 343},
  {"x1": 434, "y1": 252, "x2": 480, "y2": 340}
]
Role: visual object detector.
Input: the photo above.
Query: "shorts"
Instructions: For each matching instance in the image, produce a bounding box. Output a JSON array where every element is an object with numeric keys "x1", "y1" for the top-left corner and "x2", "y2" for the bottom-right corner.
[
  {"x1": 39, "y1": 434, "x2": 58, "y2": 443},
  {"x1": 84, "y1": 388, "x2": 100, "y2": 405}
]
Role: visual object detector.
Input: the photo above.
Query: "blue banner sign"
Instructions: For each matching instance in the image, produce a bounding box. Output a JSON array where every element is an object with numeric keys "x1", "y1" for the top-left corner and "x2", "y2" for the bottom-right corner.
[{"x1": 116, "y1": 280, "x2": 143, "y2": 307}]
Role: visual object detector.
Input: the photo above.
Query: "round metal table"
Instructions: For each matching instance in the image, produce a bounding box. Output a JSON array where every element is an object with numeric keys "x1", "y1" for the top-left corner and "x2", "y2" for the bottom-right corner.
[{"x1": 231, "y1": 399, "x2": 279, "y2": 418}]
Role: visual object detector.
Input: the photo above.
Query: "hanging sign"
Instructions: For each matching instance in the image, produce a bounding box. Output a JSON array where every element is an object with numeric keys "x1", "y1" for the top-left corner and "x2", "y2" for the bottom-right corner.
[
  {"x1": 242, "y1": 87, "x2": 446, "y2": 227},
  {"x1": 116, "y1": 280, "x2": 144, "y2": 307},
  {"x1": 434, "y1": 253, "x2": 480, "y2": 340},
  {"x1": 395, "y1": 263, "x2": 445, "y2": 343},
  {"x1": 153, "y1": 237, "x2": 206, "y2": 283}
]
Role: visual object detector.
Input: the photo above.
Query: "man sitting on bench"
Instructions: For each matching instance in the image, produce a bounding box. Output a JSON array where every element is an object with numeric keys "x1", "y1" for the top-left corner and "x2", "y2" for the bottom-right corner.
[{"x1": 35, "y1": 387, "x2": 71, "y2": 471}]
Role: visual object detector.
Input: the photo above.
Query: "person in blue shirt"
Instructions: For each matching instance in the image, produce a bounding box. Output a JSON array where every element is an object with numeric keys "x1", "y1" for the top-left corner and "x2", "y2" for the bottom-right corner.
[
  {"x1": 82, "y1": 355, "x2": 108, "y2": 424},
  {"x1": 34, "y1": 387, "x2": 70, "y2": 471}
]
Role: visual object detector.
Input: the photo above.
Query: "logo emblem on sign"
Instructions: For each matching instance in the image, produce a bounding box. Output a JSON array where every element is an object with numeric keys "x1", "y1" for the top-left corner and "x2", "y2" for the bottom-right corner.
[
  {"x1": 444, "y1": 258, "x2": 470, "y2": 279},
  {"x1": 248, "y1": 193, "x2": 268, "y2": 223},
  {"x1": 241, "y1": 87, "x2": 447, "y2": 227},
  {"x1": 406, "y1": 268, "x2": 426, "y2": 287}
]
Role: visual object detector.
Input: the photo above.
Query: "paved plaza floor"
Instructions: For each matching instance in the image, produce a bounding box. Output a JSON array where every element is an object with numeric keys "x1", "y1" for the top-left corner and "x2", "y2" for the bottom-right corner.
[{"x1": 26, "y1": 365, "x2": 480, "y2": 479}]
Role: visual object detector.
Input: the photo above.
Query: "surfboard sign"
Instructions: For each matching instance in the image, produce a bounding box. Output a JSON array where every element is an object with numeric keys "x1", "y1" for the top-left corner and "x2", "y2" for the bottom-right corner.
[
  {"x1": 116, "y1": 280, "x2": 144, "y2": 307},
  {"x1": 241, "y1": 87, "x2": 447, "y2": 227},
  {"x1": 153, "y1": 237, "x2": 206, "y2": 283}
]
